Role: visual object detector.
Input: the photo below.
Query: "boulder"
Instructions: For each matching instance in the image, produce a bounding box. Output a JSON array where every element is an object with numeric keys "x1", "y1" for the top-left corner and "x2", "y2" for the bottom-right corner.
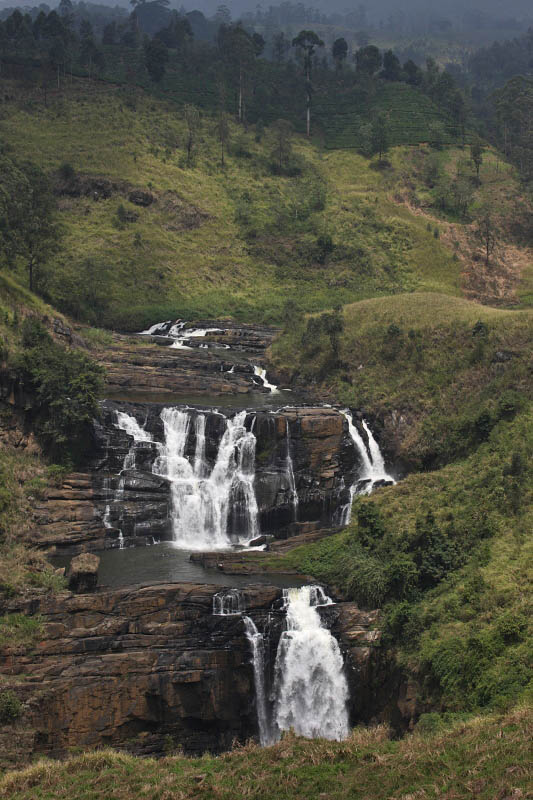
[
  {"x1": 67, "y1": 553, "x2": 100, "y2": 592},
  {"x1": 129, "y1": 189, "x2": 155, "y2": 206}
]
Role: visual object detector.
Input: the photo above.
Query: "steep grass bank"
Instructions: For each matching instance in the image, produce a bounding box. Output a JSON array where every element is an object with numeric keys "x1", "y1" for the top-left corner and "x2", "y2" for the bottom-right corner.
[
  {"x1": 285, "y1": 407, "x2": 532, "y2": 712},
  {"x1": 0, "y1": 283, "x2": 102, "y2": 597},
  {"x1": 1, "y1": 705, "x2": 530, "y2": 799}
]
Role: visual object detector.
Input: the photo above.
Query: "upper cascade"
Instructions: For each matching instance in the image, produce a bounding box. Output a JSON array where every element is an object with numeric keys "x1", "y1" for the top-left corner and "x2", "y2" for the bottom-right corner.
[
  {"x1": 340, "y1": 409, "x2": 396, "y2": 524},
  {"x1": 152, "y1": 407, "x2": 259, "y2": 550},
  {"x1": 253, "y1": 365, "x2": 279, "y2": 394}
]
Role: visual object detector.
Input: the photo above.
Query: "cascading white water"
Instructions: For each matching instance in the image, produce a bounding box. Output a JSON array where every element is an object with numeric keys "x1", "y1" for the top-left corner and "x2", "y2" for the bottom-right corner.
[
  {"x1": 339, "y1": 410, "x2": 396, "y2": 524},
  {"x1": 285, "y1": 419, "x2": 299, "y2": 521},
  {"x1": 102, "y1": 412, "x2": 154, "y2": 547},
  {"x1": 244, "y1": 616, "x2": 275, "y2": 746},
  {"x1": 273, "y1": 585, "x2": 349, "y2": 742},
  {"x1": 254, "y1": 365, "x2": 279, "y2": 394},
  {"x1": 115, "y1": 411, "x2": 153, "y2": 470},
  {"x1": 213, "y1": 588, "x2": 245, "y2": 615},
  {"x1": 140, "y1": 319, "x2": 225, "y2": 349},
  {"x1": 153, "y1": 408, "x2": 259, "y2": 549}
]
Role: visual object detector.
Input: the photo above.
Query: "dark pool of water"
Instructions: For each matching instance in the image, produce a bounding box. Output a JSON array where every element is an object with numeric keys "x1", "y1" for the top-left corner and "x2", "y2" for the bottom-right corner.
[
  {"x1": 53, "y1": 542, "x2": 308, "y2": 590},
  {"x1": 104, "y1": 390, "x2": 299, "y2": 409}
]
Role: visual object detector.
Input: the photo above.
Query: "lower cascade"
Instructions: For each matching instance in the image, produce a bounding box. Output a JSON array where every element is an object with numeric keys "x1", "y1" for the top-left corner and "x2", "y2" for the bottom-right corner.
[
  {"x1": 243, "y1": 617, "x2": 274, "y2": 746},
  {"x1": 213, "y1": 585, "x2": 350, "y2": 745},
  {"x1": 273, "y1": 586, "x2": 350, "y2": 742},
  {"x1": 153, "y1": 408, "x2": 259, "y2": 549}
]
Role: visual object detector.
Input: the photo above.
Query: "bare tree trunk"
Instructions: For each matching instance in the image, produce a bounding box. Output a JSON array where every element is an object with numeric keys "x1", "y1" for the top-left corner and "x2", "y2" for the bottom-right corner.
[
  {"x1": 306, "y1": 90, "x2": 311, "y2": 137},
  {"x1": 238, "y1": 65, "x2": 242, "y2": 122}
]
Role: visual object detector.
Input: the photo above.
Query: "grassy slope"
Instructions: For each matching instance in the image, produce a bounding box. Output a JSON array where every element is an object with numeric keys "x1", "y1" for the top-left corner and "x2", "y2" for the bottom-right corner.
[
  {"x1": 271, "y1": 293, "x2": 533, "y2": 467},
  {"x1": 0, "y1": 279, "x2": 82, "y2": 596},
  {"x1": 1, "y1": 706, "x2": 530, "y2": 799},
  {"x1": 271, "y1": 291, "x2": 532, "y2": 711},
  {"x1": 0, "y1": 78, "x2": 463, "y2": 328},
  {"x1": 284, "y1": 408, "x2": 532, "y2": 711}
]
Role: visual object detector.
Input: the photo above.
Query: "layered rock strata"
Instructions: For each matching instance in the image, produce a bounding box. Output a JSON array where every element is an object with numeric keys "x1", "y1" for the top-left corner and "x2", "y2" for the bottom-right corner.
[
  {"x1": 0, "y1": 583, "x2": 386, "y2": 768},
  {"x1": 30, "y1": 405, "x2": 359, "y2": 555}
]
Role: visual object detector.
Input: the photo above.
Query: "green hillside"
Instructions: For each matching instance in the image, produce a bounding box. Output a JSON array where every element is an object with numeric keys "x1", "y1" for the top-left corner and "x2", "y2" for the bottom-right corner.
[
  {"x1": 270, "y1": 291, "x2": 533, "y2": 713},
  {"x1": 316, "y1": 82, "x2": 461, "y2": 150},
  {"x1": 0, "y1": 78, "x2": 465, "y2": 329}
]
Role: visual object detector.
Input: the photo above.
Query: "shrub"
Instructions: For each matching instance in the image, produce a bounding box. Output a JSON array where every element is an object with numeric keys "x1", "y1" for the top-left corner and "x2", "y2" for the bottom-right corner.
[
  {"x1": 16, "y1": 321, "x2": 104, "y2": 463},
  {"x1": 356, "y1": 500, "x2": 387, "y2": 548},
  {"x1": 58, "y1": 162, "x2": 76, "y2": 181},
  {"x1": 0, "y1": 690, "x2": 22, "y2": 723}
]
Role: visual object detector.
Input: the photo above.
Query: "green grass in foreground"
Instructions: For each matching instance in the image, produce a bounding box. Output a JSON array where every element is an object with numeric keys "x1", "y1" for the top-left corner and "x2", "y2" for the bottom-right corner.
[{"x1": 1, "y1": 706, "x2": 530, "y2": 799}]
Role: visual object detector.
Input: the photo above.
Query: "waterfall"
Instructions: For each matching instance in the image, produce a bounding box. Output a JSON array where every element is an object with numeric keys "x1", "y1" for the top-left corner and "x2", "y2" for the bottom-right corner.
[
  {"x1": 285, "y1": 419, "x2": 299, "y2": 521},
  {"x1": 244, "y1": 616, "x2": 275, "y2": 746},
  {"x1": 213, "y1": 589, "x2": 245, "y2": 615},
  {"x1": 253, "y1": 365, "x2": 279, "y2": 394},
  {"x1": 115, "y1": 411, "x2": 153, "y2": 470},
  {"x1": 339, "y1": 410, "x2": 396, "y2": 524},
  {"x1": 101, "y1": 412, "x2": 153, "y2": 547},
  {"x1": 273, "y1": 586, "x2": 349, "y2": 742},
  {"x1": 153, "y1": 408, "x2": 259, "y2": 549},
  {"x1": 140, "y1": 320, "x2": 225, "y2": 350},
  {"x1": 210, "y1": 584, "x2": 350, "y2": 746}
]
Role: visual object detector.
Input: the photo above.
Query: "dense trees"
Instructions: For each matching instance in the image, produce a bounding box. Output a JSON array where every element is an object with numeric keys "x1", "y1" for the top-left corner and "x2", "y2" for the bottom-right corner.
[
  {"x1": 332, "y1": 37, "x2": 347, "y2": 71},
  {"x1": 143, "y1": 36, "x2": 168, "y2": 82},
  {"x1": 492, "y1": 77, "x2": 533, "y2": 185}
]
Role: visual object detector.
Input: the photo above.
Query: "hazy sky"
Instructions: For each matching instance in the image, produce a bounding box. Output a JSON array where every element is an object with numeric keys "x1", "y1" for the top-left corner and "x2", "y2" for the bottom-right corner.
[{"x1": 2, "y1": 0, "x2": 532, "y2": 22}]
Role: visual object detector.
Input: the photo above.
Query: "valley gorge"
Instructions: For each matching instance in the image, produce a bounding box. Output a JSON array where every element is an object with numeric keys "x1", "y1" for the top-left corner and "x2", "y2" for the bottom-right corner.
[{"x1": 0, "y1": 319, "x2": 405, "y2": 769}]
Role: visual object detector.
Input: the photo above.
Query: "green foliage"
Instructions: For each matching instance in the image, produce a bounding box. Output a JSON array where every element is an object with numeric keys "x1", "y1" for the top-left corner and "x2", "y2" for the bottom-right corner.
[
  {"x1": 0, "y1": 690, "x2": 22, "y2": 724},
  {"x1": 15, "y1": 320, "x2": 104, "y2": 463},
  {"x1": 0, "y1": 155, "x2": 60, "y2": 293},
  {"x1": 273, "y1": 294, "x2": 533, "y2": 469},
  {"x1": 286, "y1": 409, "x2": 533, "y2": 711},
  {"x1": 0, "y1": 613, "x2": 43, "y2": 647}
]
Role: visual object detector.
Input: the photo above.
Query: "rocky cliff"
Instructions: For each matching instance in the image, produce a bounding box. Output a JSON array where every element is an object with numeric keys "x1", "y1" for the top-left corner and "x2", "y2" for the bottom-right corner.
[
  {"x1": 0, "y1": 582, "x2": 389, "y2": 769},
  {"x1": 30, "y1": 404, "x2": 359, "y2": 555}
]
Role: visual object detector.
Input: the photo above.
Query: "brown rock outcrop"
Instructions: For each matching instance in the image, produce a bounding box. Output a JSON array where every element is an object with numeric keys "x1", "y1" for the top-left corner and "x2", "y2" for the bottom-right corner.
[
  {"x1": 0, "y1": 583, "x2": 398, "y2": 768},
  {"x1": 0, "y1": 583, "x2": 282, "y2": 767},
  {"x1": 67, "y1": 553, "x2": 100, "y2": 592}
]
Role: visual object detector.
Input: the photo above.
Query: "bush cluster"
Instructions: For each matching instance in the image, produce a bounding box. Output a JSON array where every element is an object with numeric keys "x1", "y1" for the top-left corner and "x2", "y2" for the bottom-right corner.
[{"x1": 15, "y1": 319, "x2": 104, "y2": 464}]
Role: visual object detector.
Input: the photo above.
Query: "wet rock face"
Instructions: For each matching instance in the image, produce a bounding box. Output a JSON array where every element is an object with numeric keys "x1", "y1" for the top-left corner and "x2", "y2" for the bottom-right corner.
[
  {"x1": 30, "y1": 404, "x2": 358, "y2": 555},
  {"x1": 0, "y1": 584, "x2": 283, "y2": 766},
  {"x1": 0, "y1": 584, "x2": 391, "y2": 768}
]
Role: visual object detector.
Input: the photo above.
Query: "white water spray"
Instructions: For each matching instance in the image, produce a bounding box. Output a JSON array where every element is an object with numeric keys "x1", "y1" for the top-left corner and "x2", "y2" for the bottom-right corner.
[
  {"x1": 102, "y1": 412, "x2": 153, "y2": 547},
  {"x1": 213, "y1": 589, "x2": 245, "y2": 615},
  {"x1": 339, "y1": 410, "x2": 396, "y2": 524},
  {"x1": 153, "y1": 408, "x2": 259, "y2": 549},
  {"x1": 254, "y1": 365, "x2": 279, "y2": 394},
  {"x1": 285, "y1": 419, "x2": 299, "y2": 521},
  {"x1": 244, "y1": 616, "x2": 275, "y2": 746},
  {"x1": 273, "y1": 586, "x2": 349, "y2": 741}
]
